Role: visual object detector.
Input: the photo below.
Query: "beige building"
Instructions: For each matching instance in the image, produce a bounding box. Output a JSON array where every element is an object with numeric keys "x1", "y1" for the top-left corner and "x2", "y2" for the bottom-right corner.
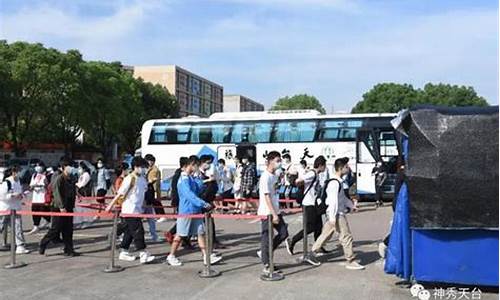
[
  {"x1": 223, "y1": 94, "x2": 265, "y2": 112},
  {"x1": 133, "y1": 65, "x2": 223, "y2": 117}
]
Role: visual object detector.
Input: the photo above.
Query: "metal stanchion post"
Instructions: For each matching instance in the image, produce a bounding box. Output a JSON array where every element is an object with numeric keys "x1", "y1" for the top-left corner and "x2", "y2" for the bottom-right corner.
[
  {"x1": 4, "y1": 210, "x2": 26, "y2": 269},
  {"x1": 103, "y1": 210, "x2": 124, "y2": 273},
  {"x1": 297, "y1": 206, "x2": 320, "y2": 265},
  {"x1": 260, "y1": 214, "x2": 284, "y2": 281},
  {"x1": 199, "y1": 212, "x2": 220, "y2": 278}
]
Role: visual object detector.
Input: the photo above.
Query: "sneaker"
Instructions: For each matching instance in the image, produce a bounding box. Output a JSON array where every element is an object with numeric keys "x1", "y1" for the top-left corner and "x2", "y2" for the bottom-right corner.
[
  {"x1": 118, "y1": 250, "x2": 136, "y2": 262},
  {"x1": 304, "y1": 256, "x2": 321, "y2": 266},
  {"x1": 285, "y1": 239, "x2": 294, "y2": 256},
  {"x1": 345, "y1": 261, "x2": 365, "y2": 270},
  {"x1": 164, "y1": 231, "x2": 174, "y2": 244},
  {"x1": 166, "y1": 254, "x2": 183, "y2": 266},
  {"x1": 16, "y1": 246, "x2": 30, "y2": 254},
  {"x1": 256, "y1": 250, "x2": 262, "y2": 259},
  {"x1": 204, "y1": 253, "x2": 222, "y2": 265},
  {"x1": 378, "y1": 242, "x2": 387, "y2": 259},
  {"x1": 156, "y1": 218, "x2": 168, "y2": 223},
  {"x1": 139, "y1": 251, "x2": 155, "y2": 264},
  {"x1": 27, "y1": 226, "x2": 40, "y2": 235}
]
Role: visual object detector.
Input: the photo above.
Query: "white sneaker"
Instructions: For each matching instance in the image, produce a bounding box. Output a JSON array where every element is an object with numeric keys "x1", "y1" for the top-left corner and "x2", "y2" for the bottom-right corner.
[
  {"x1": 378, "y1": 242, "x2": 387, "y2": 259},
  {"x1": 345, "y1": 261, "x2": 365, "y2": 270},
  {"x1": 156, "y1": 218, "x2": 168, "y2": 223},
  {"x1": 204, "y1": 253, "x2": 222, "y2": 265},
  {"x1": 16, "y1": 246, "x2": 30, "y2": 254},
  {"x1": 139, "y1": 251, "x2": 155, "y2": 264},
  {"x1": 118, "y1": 250, "x2": 136, "y2": 262},
  {"x1": 28, "y1": 226, "x2": 39, "y2": 235},
  {"x1": 166, "y1": 254, "x2": 183, "y2": 266},
  {"x1": 256, "y1": 250, "x2": 262, "y2": 259}
]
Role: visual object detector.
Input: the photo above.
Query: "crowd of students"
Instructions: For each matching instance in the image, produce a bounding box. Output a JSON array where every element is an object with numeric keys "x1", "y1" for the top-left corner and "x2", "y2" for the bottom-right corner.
[{"x1": 0, "y1": 151, "x2": 370, "y2": 275}]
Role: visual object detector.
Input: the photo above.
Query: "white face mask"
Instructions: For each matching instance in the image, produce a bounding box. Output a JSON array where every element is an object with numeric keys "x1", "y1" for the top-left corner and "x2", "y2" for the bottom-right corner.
[
  {"x1": 78, "y1": 168, "x2": 84, "y2": 175},
  {"x1": 35, "y1": 166, "x2": 43, "y2": 173},
  {"x1": 242, "y1": 159, "x2": 249, "y2": 164},
  {"x1": 64, "y1": 166, "x2": 74, "y2": 174},
  {"x1": 97, "y1": 162, "x2": 103, "y2": 168},
  {"x1": 275, "y1": 162, "x2": 282, "y2": 170}
]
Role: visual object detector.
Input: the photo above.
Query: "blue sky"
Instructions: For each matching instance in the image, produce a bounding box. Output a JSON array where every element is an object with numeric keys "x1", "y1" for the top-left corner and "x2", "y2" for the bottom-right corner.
[{"x1": 1, "y1": 0, "x2": 498, "y2": 111}]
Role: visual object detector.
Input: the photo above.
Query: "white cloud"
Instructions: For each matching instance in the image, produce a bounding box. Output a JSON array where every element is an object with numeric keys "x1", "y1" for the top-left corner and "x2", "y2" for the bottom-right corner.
[{"x1": 0, "y1": 1, "x2": 497, "y2": 109}]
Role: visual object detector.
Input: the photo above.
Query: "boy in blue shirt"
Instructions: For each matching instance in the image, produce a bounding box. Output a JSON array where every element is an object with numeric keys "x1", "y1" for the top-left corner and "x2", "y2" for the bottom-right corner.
[{"x1": 166, "y1": 156, "x2": 223, "y2": 266}]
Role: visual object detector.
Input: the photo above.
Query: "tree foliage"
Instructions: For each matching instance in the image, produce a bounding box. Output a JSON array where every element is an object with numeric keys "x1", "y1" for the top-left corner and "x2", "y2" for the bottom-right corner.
[
  {"x1": 271, "y1": 94, "x2": 326, "y2": 114},
  {"x1": 352, "y1": 83, "x2": 489, "y2": 113},
  {"x1": 0, "y1": 41, "x2": 178, "y2": 159}
]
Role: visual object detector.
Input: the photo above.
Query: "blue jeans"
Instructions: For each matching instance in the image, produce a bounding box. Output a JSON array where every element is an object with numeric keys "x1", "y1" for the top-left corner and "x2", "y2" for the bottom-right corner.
[{"x1": 143, "y1": 206, "x2": 158, "y2": 240}]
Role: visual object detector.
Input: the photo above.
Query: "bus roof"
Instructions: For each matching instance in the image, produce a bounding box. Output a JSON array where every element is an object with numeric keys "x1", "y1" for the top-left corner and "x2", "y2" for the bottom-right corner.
[{"x1": 146, "y1": 110, "x2": 396, "y2": 124}]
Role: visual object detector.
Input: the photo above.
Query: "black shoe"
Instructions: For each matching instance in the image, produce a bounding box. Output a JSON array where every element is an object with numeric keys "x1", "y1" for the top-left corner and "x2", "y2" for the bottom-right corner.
[
  {"x1": 38, "y1": 246, "x2": 46, "y2": 255},
  {"x1": 64, "y1": 251, "x2": 81, "y2": 257}
]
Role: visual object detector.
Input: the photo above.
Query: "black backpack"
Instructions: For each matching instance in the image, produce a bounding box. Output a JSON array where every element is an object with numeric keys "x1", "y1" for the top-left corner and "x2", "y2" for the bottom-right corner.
[{"x1": 315, "y1": 178, "x2": 342, "y2": 215}]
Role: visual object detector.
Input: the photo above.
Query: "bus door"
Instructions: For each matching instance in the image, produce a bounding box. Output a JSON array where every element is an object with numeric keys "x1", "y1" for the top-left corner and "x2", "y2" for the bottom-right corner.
[
  {"x1": 356, "y1": 129, "x2": 379, "y2": 196},
  {"x1": 236, "y1": 143, "x2": 257, "y2": 163}
]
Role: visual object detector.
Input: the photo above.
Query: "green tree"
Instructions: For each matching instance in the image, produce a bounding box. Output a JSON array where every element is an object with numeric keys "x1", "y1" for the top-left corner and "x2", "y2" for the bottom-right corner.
[
  {"x1": 351, "y1": 82, "x2": 489, "y2": 113},
  {"x1": 271, "y1": 94, "x2": 326, "y2": 114}
]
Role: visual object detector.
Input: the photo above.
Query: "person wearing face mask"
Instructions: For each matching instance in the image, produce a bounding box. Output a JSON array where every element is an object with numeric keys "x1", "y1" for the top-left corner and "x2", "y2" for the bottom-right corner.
[
  {"x1": 281, "y1": 154, "x2": 296, "y2": 202},
  {"x1": 39, "y1": 158, "x2": 80, "y2": 257},
  {"x1": 240, "y1": 154, "x2": 257, "y2": 214},
  {"x1": 198, "y1": 155, "x2": 223, "y2": 248},
  {"x1": 166, "y1": 155, "x2": 221, "y2": 266},
  {"x1": 74, "y1": 162, "x2": 93, "y2": 229},
  {"x1": 257, "y1": 151, "x2": 289, "y2": 275},
  {"x1": 106, "y1": 157, "x2": 155, "y2": 264},
  {"x1": 28, "y1": 162, "x2": 51, "y2": 235},
  {"x1": 144, "y1": 154, "x2": 167, "y2": 223},
  {"x1": 311, "y1": 158, "x2": 365, "y2": 270},
  {"x1": 0, "y1": 166, "x2": 31, "y2": 254},
  {"x1": 95, "y1": 158, "x2": 110, "y2": 204},
  {"x1": 285, "y1": 156, "x2": 327, "y2": 265},
  {"x1": 232, "y1": 156, "x2": 244, "y2": 214},
  {"x1": 217, "y1": 159, "x2": 234, "y2": 210}
]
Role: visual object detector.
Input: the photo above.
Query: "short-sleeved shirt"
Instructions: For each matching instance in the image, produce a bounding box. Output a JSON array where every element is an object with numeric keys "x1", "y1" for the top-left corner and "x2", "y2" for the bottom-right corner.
[
  {"x1": 258, "y1": 170, "x2": 280, "y2": 216},
  {"x1": 118, "y1": 174, "x2": 147, "y2": 214},
  {"x1": 300, "y1": 170, "x2": 317, "y2": 206}
]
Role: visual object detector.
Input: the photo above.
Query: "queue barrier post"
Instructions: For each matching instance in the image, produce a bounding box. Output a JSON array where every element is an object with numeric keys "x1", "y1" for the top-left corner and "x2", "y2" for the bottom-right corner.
[
  {"x1": 199, "y1": 212, "x2": 220, "y2": 278},
  {"x1": 260, "y1": 214, "x2": 284, "y2": 281},
  {"x1": 103, "y1": 210, "x2": 124, "y2": 273},
  {"x1": 4, "y1": 210, "x2": 26, "y2": 269}
]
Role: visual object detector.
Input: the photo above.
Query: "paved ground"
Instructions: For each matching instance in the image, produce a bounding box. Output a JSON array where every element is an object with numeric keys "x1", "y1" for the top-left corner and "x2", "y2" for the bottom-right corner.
[{"x1": 0, "y1": 204, "x2": 497, "y2": 300}]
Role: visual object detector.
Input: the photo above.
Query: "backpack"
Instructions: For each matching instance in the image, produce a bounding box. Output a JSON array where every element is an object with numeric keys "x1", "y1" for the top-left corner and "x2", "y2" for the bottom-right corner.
[
  {"x1": 296, "y1": 171, "x2": 317, "y2": 205},
  {"x1": 315, "y1": 178, "x2": 342, "y2": 215}
]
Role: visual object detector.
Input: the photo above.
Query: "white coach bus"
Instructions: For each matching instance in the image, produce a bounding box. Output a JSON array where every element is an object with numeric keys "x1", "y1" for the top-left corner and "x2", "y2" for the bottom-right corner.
[{"x1": 141, "y1": 110, "x2": 399, "y2": 198}]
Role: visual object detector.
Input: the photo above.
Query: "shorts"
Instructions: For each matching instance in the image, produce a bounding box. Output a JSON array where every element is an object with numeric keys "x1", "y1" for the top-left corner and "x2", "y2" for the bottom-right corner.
[{"x1": 176, "y1": 217, "x2": 205, "y2": 237}]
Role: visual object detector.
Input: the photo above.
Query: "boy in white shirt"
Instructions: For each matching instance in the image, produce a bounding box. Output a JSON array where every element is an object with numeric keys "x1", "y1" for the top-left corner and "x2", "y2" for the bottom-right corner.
[
  {"x1": 311, "y1": 158, "x2": 365, "y2": 270},
  {"x1": 258, "y1": 151, "x2": 289, "y2": 274},
  {"x1": 106, "y1": 157, "x2": 155, "y2": 264}
]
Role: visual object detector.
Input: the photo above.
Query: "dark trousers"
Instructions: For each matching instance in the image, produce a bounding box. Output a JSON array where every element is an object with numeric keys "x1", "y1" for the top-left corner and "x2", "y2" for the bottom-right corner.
[
  {"x1": 120, "y1": 218, "x2": 146, "y2": 251},
  {"x1": 116, "y1": 218, "x2": 127, "y2": 237},
  {"x1": 153, "y1": 199, "x2": 165, "y2": 215},
  {"x1": 40, "y1": 208, "x2": 74, "y2": 253},
  {"x1": 260, "y1": 214, "x2": 288, "y2": 265},
  {"x1": 32, "y1": 204, "x2": 51, "y2": 226},
  {"x1": 290, "y1": 205, "x2": 323, "y2": 248}
]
